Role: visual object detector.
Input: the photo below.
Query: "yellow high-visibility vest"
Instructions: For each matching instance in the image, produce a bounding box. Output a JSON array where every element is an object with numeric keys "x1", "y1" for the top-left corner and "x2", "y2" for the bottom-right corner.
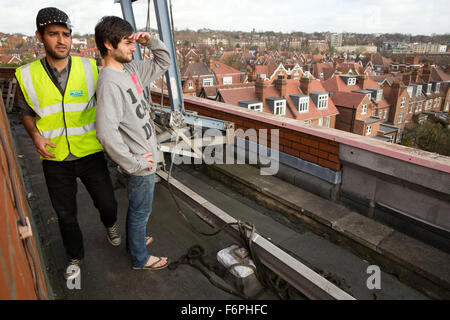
[{"x1": 15, "y1": 57, "x2": 104, "y2": 161}]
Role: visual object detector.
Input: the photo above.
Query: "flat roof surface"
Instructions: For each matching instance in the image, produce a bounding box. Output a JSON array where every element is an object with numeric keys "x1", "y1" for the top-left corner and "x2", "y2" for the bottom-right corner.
[{"x1": 9, "y1": 113, "x2": 428, "y2": 301}]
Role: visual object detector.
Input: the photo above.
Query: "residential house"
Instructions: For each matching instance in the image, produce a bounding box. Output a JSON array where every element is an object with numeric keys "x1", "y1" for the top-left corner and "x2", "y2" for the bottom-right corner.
[
  {"x1": 180, "y1": 62, "x2": 216, "y2": 96},
  {"x1": 215, "y1": 75, "x2": 339, "y2": 128},
  {"x1": 331, "y1": 91, "x2": 385, "y2": 139}
]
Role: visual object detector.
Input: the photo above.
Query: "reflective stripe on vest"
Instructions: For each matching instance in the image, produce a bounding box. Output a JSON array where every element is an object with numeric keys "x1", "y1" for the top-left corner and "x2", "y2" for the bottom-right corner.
[
  {"x1": 16, "y1": 57, "x2": 103, "y2": 161},
  {"x1": 41, "y1": 121, "x2": 97, "y2": 140}
]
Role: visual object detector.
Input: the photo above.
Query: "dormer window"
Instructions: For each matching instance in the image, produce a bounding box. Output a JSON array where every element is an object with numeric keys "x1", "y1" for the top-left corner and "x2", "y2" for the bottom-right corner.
[
  {"x1": 223, "y1": 77, "x2": 232, "y2": 85},
  {"x1": 274, "y1": 100, "x2": 286, "y2": 115},
  {"x1": 416, "y1": 85, "x2": 422, "y2": 97},
  {"x1": 317, "y1": 95, "x2": 328, "y2": 109},
  {"x1": 248, "y1": 103, "x2": 263, "y2": 112},
  {"x1": 203, "y1": 78, "x2": 213, "y2": 87},
  {"x1": 266, "y1": 98, "x2": 286, "y2": 116},
  {"x1": 188, "y1": 81, "x2": 193, "y2": 89},
  {"x1": 298, "y1": 97, "x2": 309, "y2": 113},
  {"x1": 348, "y1": 78, "x2": 357, "y2": 86},
  {"x1": 433, "y1": 82, "x2": 441, "y2": 93},
  {"x1": 310, "y1": 92, "x2": 329, "y2": 110}
]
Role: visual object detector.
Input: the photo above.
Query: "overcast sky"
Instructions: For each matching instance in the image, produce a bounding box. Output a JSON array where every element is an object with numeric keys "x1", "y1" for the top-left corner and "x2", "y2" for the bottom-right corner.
[{"x1": 1, "y1": 0, "x2": 449, "y2": 36}]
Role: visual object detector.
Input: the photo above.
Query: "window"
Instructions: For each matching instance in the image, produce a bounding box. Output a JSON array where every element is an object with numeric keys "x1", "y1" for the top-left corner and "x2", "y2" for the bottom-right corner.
[
  {"x1": 409, "y1": 102, "x2": 413, "y2": 113},
  {"x1": 188, "y1": 81, "x2": 193, "y2": 89},
  {"x1": 435, "y1": 83, "x2": 441, "y2": 93},
  {"x1": 203, "y1": 78, "x2": 213, "y2": 87},
  {"x1": 384, "y1": 109, "x2": 388, "y2": 120},
  {"x1": 317, "y1": 95, "x2": 328, "y2": 109},
  {"x1": 274, "y1": 100, "x2": 286, "y2": 115},
  {"x1": 366, "y1": 125, "x2": 372, "y2": 136},
  {"x1": 416, "y1": 85, "x2": 422, "y2": 97},
  {"x1": 318, "y1": 117, "x2": 323, "y2": 126},
  {"x1": 419, "y1": 101, "x2": 423, "y2": 112},
  {"x1": 400, "y1": 97, "x2": 406, "y2": 108},
  {"x1": 434, "y1": 98, "x2": 441, "y2": 108},
  {"x1": 223, "y1": 77, "x2": 232, "y2": 85},
  {"x1": 347, "y1": 78, "x2": 356, "y2": 86},
  {"x1": 398, "y1": 113, "x2": 403, "y2": 124},
  {"x1": 326, "y1": 116, "x2": 331, "y2": 128},
  {"x1": 379, "y1": 110, "x2": 383, "y2": 118},
  {"x1": 293, "y1": 72, "x2": 299, "y2": 79},
  {"x1": 248, "y1": 103, "x2": 262, "y2": 112},
  {"x1": 298, "y1": 97, "x2": 309, "y2": 113},
  {"x1": 445, "y1": 102, "x2": 449, "y2": 112},
  {"x1": 361, "y1": 104, "x2": 368, "y2": 115}
]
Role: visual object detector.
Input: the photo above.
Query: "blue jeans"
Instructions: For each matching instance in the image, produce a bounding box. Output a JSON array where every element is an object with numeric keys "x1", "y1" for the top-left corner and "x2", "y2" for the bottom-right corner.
[{"x1": 125, "y1": 173, "x2": 155, "y2": 268}]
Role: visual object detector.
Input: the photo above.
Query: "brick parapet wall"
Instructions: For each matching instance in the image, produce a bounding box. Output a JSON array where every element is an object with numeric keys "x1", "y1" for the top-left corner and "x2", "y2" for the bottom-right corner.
[
  {"x1": 152, "y1": 91, "x2": 341, "y2": 171},
  {"x1": 151, "y1": 91, "x2": 450, "y2": 174}
]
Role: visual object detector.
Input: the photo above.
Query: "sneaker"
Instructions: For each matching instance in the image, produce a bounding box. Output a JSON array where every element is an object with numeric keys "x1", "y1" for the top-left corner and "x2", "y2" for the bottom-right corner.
[
  {"x1": 106, "y1": 223, "x2": 121, "y2": 246},
  {"x1": 64, "y1": 259, "x2": 82, "y2": 280}
]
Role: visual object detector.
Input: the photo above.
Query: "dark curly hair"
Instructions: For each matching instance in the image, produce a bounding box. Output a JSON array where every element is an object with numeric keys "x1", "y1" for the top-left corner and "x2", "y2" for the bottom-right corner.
[{"x1": 95, "y1": 16, "x2": 134, "y2": 57}]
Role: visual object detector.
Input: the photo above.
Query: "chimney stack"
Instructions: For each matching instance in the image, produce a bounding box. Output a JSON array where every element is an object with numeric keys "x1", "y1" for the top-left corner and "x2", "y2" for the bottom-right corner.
[
  {"x1": 357, "y1": 75, "x2": 368, "y2": 89},
  {"x1": 411, "y1": 70, "x2": 420, "y2": 83},
  {"x1": 402, "y1": 73, "x2": 412, "y2": 86},
  {"x1": 422, "y1": 63, "x2": 432, "y2": 83},
  {"x1": 300, "y1": 77, "x2": 312, "y2": 95},
  {"x1": 275, "y1": 74, "x2": 287, "y2": 97},
  {"x1": 255, "y1": 77, "x2": 268, "y2": 103}
]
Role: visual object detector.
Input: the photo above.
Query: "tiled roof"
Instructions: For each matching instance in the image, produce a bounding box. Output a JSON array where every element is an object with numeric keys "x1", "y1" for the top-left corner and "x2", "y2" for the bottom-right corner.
[
  {"x1": 285, "y1": 79, "x2": 339, "y2": 120},
  {"x1": 180, "y1": 62, "x2": 214, "y2": 78},
  {"x1": 312, "y1": 62, "x2": 335, "y2": 80},
  {"x1": 431, "y1": 67, "x2": 450, "y2": 82},
  {"x1": 331, "y1": 92, "x2": 366, "y2": 109},
  {"x1": 219, "y1": 86, "x2": 257, "y2": 107},
  {"x1": 210, "y1": 60, "x2": 241, "y2": 76}
]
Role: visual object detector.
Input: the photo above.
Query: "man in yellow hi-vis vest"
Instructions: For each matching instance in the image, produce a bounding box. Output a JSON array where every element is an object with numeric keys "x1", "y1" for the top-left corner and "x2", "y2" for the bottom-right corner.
[{"x1": 15, "y1": 7, "x2": 120, "y2": 281}]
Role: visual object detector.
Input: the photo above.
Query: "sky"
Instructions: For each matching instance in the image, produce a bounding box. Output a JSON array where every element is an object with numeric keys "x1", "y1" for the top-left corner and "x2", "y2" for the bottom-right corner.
[{"x1": 1, "y1": 0, "x2": 449, "y2": 36}]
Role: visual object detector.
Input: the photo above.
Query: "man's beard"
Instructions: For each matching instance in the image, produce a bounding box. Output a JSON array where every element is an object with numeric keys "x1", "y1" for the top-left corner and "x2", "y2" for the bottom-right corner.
[
  {"x1": 113, "y1": 51, "x2": 133, "y2": 64},
  {"x1": 45, "y1": 44, "x2": 70, "y2": 60}
]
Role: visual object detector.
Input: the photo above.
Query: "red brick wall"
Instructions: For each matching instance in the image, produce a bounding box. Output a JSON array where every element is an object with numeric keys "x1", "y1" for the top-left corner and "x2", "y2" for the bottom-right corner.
[
  {"x1": 335, "y1": 107, "x2": 355, "y2": 133},
  {"x1": 153, "y1": 92, "x2": 341, "y2": 171}
]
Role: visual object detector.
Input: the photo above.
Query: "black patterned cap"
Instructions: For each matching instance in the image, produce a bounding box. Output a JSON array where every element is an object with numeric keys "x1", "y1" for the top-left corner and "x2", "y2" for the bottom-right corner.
[{"x1": 36, "y1": 7, "x2": 73, "y2": 31}]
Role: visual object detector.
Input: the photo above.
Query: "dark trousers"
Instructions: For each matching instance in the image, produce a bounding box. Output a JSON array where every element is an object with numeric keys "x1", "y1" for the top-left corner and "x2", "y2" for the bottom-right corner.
[{"x1": 42, "y1": 152, "x2": 118, "y2": 260}]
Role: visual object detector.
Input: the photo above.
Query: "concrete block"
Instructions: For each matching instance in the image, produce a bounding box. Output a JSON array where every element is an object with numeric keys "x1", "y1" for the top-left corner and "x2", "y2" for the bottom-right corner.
[
  {"x1": 378, "y1": 231, "x2": 450, "y2": 293},
  {"x1": 332, "y1": 212, "x2": 394, "y2": 252},
  {"x1": 375, "y1": 179, "x2": 450, "y2": 231},
  {"x1": 341, "y1": 165, "x2": 377, "y2": 202}
]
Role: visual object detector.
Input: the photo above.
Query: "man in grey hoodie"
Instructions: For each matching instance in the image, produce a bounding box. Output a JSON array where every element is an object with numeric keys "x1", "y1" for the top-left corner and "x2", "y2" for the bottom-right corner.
[{"x1": 95, "y1": 16, "x2": 170, "y2": 270}]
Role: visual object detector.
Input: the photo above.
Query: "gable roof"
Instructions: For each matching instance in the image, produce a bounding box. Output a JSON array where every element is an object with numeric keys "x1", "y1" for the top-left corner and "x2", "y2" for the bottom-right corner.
[
  {"x1": 180, "y1": 62, "x2": 214, "y2": 79},
  {"x1": 331, "y1": 92, "x2": 366, "y2": 109},
  {"x1": 209, "y1": 60, "x2": 241, "y2": 76}
]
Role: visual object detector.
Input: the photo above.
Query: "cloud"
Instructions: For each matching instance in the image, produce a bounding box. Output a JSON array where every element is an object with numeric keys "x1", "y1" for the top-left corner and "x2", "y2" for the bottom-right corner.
[{"x1": 0, "y1": 0, "x2": 448, "y2": 35}]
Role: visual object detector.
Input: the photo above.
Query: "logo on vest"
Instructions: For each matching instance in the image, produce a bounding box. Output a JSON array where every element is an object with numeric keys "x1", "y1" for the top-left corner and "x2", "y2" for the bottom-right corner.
[{"x1": 70, "y1": 90, "x2": 83, "y2": 97}]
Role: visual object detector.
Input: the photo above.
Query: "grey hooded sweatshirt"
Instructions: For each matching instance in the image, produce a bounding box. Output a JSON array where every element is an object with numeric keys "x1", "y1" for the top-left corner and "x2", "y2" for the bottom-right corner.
[{"x1": 96, "y1": 38, "x2": 171, "y2": 176}]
